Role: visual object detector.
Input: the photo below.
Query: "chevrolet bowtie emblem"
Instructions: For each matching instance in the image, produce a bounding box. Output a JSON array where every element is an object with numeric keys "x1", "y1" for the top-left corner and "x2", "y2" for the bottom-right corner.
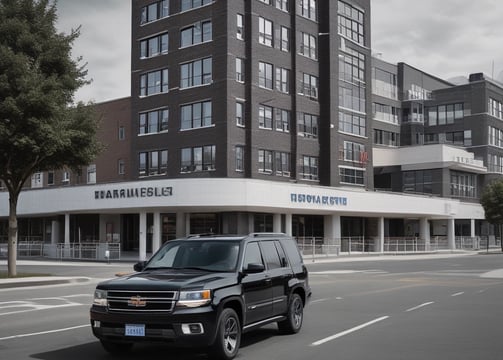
[{"x1": 128, "y1": 295, "x2": 147, "y2": 307}]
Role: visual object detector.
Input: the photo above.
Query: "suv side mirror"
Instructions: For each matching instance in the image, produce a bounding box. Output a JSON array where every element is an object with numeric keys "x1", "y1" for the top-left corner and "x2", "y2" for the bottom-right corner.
[
  {"x1": 243, "y1": 263, "x2": 265, "y2": 274},
  {"x1": 134, "y1": 261, "x2": 147, "y2": 272}
]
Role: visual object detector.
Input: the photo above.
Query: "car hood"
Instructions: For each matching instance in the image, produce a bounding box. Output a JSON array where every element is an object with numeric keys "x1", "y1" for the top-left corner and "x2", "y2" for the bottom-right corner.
[{"x1": 97, "y1": 269, "x2": 237, "y2": 291}]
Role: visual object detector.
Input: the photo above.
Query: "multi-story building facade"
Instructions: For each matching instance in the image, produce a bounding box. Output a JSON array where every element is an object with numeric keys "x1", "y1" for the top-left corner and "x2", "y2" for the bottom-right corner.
[{"x1": 0, "y1": 0, "x2": 497, "y2": 260}]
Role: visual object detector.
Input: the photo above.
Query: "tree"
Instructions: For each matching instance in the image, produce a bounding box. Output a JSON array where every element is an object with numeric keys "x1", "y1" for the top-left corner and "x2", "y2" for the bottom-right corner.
[
  {"x1": 0, "y1": 0, "x2": 101, "y2": 277},
  {"x1": 480, "y1": 178, "x2": 503, "y2": 252}
]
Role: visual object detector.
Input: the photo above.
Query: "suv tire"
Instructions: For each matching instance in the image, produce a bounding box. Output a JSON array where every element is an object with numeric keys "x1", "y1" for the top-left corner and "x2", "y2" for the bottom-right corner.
[
  {"x1": 211, "y1": 308, "x2": 241, "y2": 360},
  {"x1": 278, "y1": 293, "x2": 303, "y2": 334}
]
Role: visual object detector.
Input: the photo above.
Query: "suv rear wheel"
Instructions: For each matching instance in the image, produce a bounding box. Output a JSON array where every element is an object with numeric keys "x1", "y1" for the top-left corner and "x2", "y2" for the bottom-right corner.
[
  {"x1": 211, "y1": 308, "x2": 241, "y2": 360},
  {"x1": 278, "y1": 293, "x2": 303, "y2": 334}
]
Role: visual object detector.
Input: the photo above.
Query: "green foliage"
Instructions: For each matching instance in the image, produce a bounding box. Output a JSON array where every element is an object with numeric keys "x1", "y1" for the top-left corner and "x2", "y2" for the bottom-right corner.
[
  {"x1": 0, "y1": 0, "x2": 101, "y2": 195},
  {"x1": 480, "y1": 179, "x2": 503, "y2": 225}
]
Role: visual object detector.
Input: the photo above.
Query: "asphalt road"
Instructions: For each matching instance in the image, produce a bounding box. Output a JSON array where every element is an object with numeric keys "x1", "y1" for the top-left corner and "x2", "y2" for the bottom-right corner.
[{"x1": 1, "y1": 253, "x2": 503, "y2": 360}]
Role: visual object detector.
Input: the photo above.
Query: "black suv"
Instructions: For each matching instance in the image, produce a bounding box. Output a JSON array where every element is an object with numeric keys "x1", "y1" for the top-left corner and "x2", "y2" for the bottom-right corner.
[{"x1": 90, "y1": 233, "x2": 311, "y2": 359}]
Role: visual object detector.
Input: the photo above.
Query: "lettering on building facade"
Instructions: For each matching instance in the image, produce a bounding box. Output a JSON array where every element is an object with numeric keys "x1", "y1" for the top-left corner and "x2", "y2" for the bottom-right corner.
[
  {"x1": 290, "y1": 193, "x2": 347, "y2": 206},
  {"x1": 94, "y1": 187, "x2": 173, "y2": 200}
]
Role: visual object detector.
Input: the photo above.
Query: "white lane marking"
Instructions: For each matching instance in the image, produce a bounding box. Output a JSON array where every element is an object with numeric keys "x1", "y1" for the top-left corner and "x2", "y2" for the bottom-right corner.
[
  {"x1": 311, "y1": 298, "x2": 328, "y2": 304},
  {"x1": 451, "y1": 292, "x2": 464, "y2": 297},
  {"x1": 310, "y1": 270, "x2": 386, "y2": 275},
  {"x1": 405, "y1": 301, "x2": 434, "y2": 312},
  {"x1": 0, "y1": 324, "x2": 89, "y2": 341},
  {"x1": 311, "y1": 316, "x2": 389, "y2": 346},
  {"x1": 0, "y1": 296, "x2": 86, "y2": 316}
]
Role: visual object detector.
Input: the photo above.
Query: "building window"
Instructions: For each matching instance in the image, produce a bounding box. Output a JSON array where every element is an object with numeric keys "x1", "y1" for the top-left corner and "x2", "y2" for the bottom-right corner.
[
  {"x1": 31, "y1": 172, "x2": 43, "y2": 188},
  {"x1": 373, "y1": 103, "x2": 399, "y2": 124},
  {"x1": 339, "y1": 111, "x2": 366, "y2": 137},
  {"x1": 299, "y1": 32, "x2": 317, "y2": 60},
  {"x1": 337, "y1": 0, "x2": 364, "y2": 45},
  {"x1": 258, "y1": 149, "x2": 273, "y2": 174},
  {"x1": 259, "y1": 17, "x2": 273, "y2": 47},
  {"x1": 339, "y1": 167, "x2": 364, "y2": 185},
  {"x1": 87, "y1": 164, "x2": 96, "y2": 184},
  {"x1": 181, "y1": 101, "x2": 212, "y2": 130},
  {"x1": 277, "y1": 26, "x2": 290, "y2": 52},
  {"x1": 180, "y1": 20, "x2": 212, "y2": 47},
  {"x1": 275, "y1": 67, "x2": 290, "y2": 93},
  {"x1": 450, "y1": 171, "x2": 476, "y2": 198},
  {"x1": 236, "y1": 146, "x2": 244, "y2": 172},
  {"x1": 300, "y1": 73, "x2": 318, "y2": 99},
  {"x1": 236, "y1": 57, "x2": 245, "y2": 82},
  {"x1": 374, "y1": 129, "x2": 399, "y2": 147},
  {"x1": 426, "y1": 103, "x2": 463, "y2": 126},
  {"x1": 341, "y1": 141, "x2": 366, "y2": 164},
  {"x1": 297, "y1": 112, "x2": 318, "y2": 138},
  {"x1": 489, "y1": 98, "x2": 503, "y2": 120},
  {"x1": 372, "y1": 67, "x2": 397, "y2": 99},
  {"x1": 237, "y1": 13, "x2": 244, "y2": 40},
  {"x1": 301, "y1": 155, "x2": 318, "y2": 181},
  {"x1": 180, "y1": 57, "x2": 212, "y2": 88},
  {"x1": 118, "y1": 126, "x2": 126, "y2": 140},
  {"x1": 259, "y1": 62, "x2": 273, "y2": 89},
  {"x1": 140, "y1": 68, "x2": 169, "y2": 96},
  {"x1": 236, "y1": 101, "x2": 245, "y2": 127},
  {"x1": 259, "y1": 104, "x2": 273, "y2": 129},
  {"x1": 139, "y1": 108, "x2": 169, "y2": 135},
  {"x1": 403, "y1": 170, "x2": 434, "y2": 194},
  {"x1": 140, "y1": 33, "x2": 168, "y2": 58},
  {"x1": 139, "y1": 150, "x2": 168, "y2": 177},
  {"x1": 275, "y1": 151, "x2": 291, "y2": 176},
  {"x1": 488, "y1": 126, "x2": 503, "y2": 148},
  {"x1": 488, "y1": 154, "x2": 503, "y2": 174},
  {"x1": 339, "y1": 47, "x2": 365, "y2": 84},
  {"x1": 402, "y1": 102, "x2": 424, "y2": 123},
  {"x1": 47, "y1": 172, "x2": 54, "y2": 185},
  {"x1": 62, "y1": 171, "x2": 70, "y2": 184},
  {"x1": 181, "y1": 145, "x2": 216, "y2": 172},
  {"x1": 339, "y1": 82, "x2": 365, "y2": 112},
  {"x1": 181, "y1": 0, "x2": 212, "y2": 12},
  {"x1": 141, "y1": 0, "x2": 169, "y2": 24},
  {"x1": 298, "y1": 0, "x2": 317, "y2": 21},
  {"x1": 275, "y1": 0, "x2": 289, "y2": 12},
  {"x1": 275, "y1": 108, "x2": 290, "y2": 132},
  {"x1": 118, "y1": 159, "x2": 125, "y2": 175}
]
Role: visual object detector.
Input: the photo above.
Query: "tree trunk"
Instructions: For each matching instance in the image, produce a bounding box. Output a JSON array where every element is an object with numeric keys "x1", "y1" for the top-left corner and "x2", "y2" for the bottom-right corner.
[{"x1": 8, "y1": 195, "x2": 18, "y2": 278}]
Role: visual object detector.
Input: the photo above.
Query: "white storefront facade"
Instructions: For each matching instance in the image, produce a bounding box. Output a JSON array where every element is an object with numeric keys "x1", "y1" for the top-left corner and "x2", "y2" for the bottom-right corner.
[{"x1": 0, "y1": 178, "x2": 485, "y2": 260}]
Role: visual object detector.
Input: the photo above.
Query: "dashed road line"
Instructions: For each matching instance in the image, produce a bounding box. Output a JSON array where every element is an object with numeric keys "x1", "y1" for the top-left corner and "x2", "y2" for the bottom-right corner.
[
  {"x1": 311, "y1": 316, "x2": 389, "y2": 346},
  {"x1": 405, "y1": 301, "x2": 434, "y2": 312},
  {"x1": 451, "y1": 292, "x2": 464, "y2": 297},
  {"x1": 0, "y1": 324, "x2": 89, "y2": 341}
]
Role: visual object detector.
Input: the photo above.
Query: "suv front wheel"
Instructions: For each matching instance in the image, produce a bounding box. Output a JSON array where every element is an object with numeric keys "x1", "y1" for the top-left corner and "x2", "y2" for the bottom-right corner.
[
  {"x1": 278, "y1": 293, "x2": 303, "y2": 334},
  {"x1": 211, "y1": 308, "x2": 241, "y2": 360}
]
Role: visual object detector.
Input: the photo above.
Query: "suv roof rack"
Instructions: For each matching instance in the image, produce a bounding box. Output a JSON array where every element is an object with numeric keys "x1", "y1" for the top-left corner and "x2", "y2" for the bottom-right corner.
[{"x1": 249, "y1": 232, "x2": 288, "y2": 238}]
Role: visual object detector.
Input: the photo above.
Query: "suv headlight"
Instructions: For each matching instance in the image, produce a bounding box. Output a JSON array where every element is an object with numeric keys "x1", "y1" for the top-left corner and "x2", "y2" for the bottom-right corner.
[
  {"x1": 177, "y1": 290, "x2": 211, "y2": 308},
  {"x1": 93, "y1": 289, "x2": 108, "y2": 307}
]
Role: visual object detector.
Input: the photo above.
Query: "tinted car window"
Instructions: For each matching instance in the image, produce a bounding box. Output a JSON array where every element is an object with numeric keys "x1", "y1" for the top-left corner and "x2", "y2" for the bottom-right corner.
[
  {"x1": 260, "y1": 241, "x2": 282, "y2": 269},
  {"x1": 243, "y1": 242, "x2": 263, "y2": 267},
  {"x1": 274, "y1": 241, "x2": 288, "y2": 267}
]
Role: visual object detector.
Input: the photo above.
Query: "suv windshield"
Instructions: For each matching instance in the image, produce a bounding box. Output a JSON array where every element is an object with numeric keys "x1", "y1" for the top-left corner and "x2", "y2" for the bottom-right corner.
[{"x1": 145, "y1": 240, "x2": 240, "y2": 272}]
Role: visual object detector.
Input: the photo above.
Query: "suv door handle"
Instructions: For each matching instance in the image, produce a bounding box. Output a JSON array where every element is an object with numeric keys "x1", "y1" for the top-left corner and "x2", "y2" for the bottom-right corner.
[{"x1": 265, "y1": 278, "x2": 272, "y2": 283}]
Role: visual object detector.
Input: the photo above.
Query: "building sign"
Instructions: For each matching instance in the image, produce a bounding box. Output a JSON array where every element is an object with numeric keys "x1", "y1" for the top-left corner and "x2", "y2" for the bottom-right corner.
[
  {"x1": 290, "y1": 193, "x2": 347, "y2": 206},
  {"x1": 95, "y1": 187, "x2": 173, "y2": 200}
]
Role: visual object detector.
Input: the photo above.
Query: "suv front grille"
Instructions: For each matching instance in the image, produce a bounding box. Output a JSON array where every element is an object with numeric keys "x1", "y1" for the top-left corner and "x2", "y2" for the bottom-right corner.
[{"x1": 107, "y1": 290, "x2": 178, "y2": 313}]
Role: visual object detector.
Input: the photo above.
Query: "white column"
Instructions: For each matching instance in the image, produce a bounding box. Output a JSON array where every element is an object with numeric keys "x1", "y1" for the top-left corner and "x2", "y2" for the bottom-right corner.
[
  {"x1": 51, "y1": 220, "x2": 59, "y2": 245},
  {"x1": 273, "y1": 214, "x2": 282, "y2": 233},
  {"x1": 377, "y1": 217, "x2": 385, "y2": 253},
  {"x1": 285, "y1": 214, "x2": 292, "y2": 236},
  {"x1": 139, "y1": 211, "x2": 147, "y2": 261},
  {"x1": 420, "y1": 218, "x2": 430, "y2": 251},
  {"x1": 470, "y1": 219, "x2": 476, "y2": 238},
  {"x1": 176, "y1": 212, "x2": 185, "y2": 238},
  {"x1": 324, "y1": 215, "x2": 341, "y2": 253},
  {"x1": 447, "y1": 218, "x2": 456, "y2": 250},
  {"x1": 64, "y1": 213, "x2": 70, "y2": 246},
  {"x1": 185, "y1": 214, "x2": 191, "y2": 235},
  {"x1": 152, "y1": 212, "x2": 161, "y2": 253},
  {"x1": 248, "y1": 213, "x2": 255, "y2": 233}
]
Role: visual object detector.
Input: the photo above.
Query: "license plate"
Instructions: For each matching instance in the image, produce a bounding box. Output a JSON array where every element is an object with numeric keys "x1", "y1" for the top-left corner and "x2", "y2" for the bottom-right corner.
[{"x1": 125, "y1": 324, "x2": 145, "y2": 337}]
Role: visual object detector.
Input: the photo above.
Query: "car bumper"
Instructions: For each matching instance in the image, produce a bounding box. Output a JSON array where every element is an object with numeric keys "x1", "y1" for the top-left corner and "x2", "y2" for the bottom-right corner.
[{"x1": 90, "y1": 305, "x2": 219, "y2": 346}]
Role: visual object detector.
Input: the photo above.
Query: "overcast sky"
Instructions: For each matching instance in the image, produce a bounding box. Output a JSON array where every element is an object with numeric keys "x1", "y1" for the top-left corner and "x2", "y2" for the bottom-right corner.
[{"x1": 55, "y1": 0, "x2": 503, "y2": 103}]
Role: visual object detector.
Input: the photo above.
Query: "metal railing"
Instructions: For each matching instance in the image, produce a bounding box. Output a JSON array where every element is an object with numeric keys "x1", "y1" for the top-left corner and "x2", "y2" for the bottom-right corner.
[{"x1": 55, "y1": 242, "x2": 121, "y2": 261}]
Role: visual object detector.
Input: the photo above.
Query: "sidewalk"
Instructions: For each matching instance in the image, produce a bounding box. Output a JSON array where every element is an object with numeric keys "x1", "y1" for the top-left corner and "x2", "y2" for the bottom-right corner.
[{"x1": 0, "y1": 250, "x2": 497, "y2": 289}]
